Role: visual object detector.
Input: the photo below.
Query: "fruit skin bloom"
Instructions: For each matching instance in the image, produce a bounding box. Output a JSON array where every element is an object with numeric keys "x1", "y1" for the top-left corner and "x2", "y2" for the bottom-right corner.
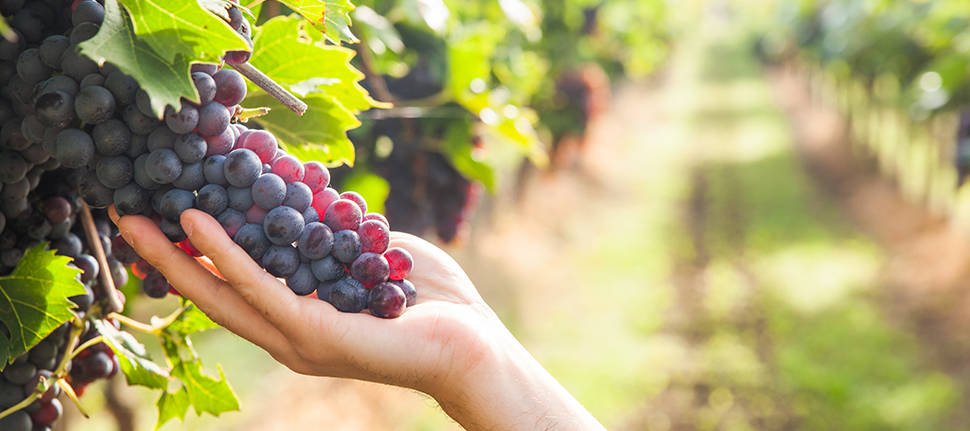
[{"x1": 111, "y1": 207, "x2": 606, "y2": 431}]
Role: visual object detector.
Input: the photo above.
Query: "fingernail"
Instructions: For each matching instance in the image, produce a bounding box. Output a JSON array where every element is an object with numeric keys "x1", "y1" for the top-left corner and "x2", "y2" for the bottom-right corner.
[
  {"x1": 120, "y1": 228, "x2": 134, "y2": 247},
  {"x1": 183, "y1": 217, "x2": 194, "y2": 237}
]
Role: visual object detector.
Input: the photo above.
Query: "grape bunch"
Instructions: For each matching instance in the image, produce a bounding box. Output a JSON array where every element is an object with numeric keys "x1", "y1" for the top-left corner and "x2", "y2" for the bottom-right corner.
[
  {"x1": 1, "y1": 0, "x2": 418, "y2": 318},
  {"x1": 0, "y1": 323, "x2": 70, "y2": 431}
]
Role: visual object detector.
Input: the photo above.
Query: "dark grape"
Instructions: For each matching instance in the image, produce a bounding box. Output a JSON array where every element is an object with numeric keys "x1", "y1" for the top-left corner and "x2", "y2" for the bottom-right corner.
[
  {"x1": 34, "y1": 90, "x2": 75, "y2": 129},
  {"x1": 3, "y1": 362, "x2": 37, "y2": 384},
  {"x1": 196, "y1": 101, "x2": 230, "y2": 137},
  {"x1": 251, "y1": 173, "x2": 285, "y2": 210},
  {"x1": 285, "y1": 263, "x2": 318, "y2": 295},
  {"x1": 263, "y1": 206, "x2": 304, "y2": 246},
  {"x1": 164, "y1": 101, "x2": 199, "y2": 134},
  {"x1": 0, "y1": 410, "x2": 30, "y2": 431},
  {"x1": 223, "y1": 148, "x2": 262, "y2": 188},
  {"x1": 147, "y1": 125, "x2": 178, "y2": 151},
  {"x1": 126, "y1": 133, "x2": 149, "y2": 159},
  {"x1": 226, "y1": 185, "x2": 255, "y2": 211},
  {"x1": 234, "y1": 223, "x2": 271, "y2": 259},
  {"x1": 302, "y1": 205, "x2": 319, "y2": 224},
  {"x1": 159, "y1": 188, "x2": 196, "y2": 223},
  {"x1": 17, "y1": 48, "x2": 52, "y2": 85},
  {"x1": 388, "y1": 279, "x2": 416, "y2": 307},
  {"x1": 204, "y1": 128, "x2": 234, "y2": 156},
  {"x1": 53, "y1": 129, "x2": 94, "y2": 169},
  {"x1": 30, "y1": 398, "x2": 62, "y2": 426},
  {"x1": 114, "y1": 182, "x2": 150, "y2": 216},
  {"x1": 145, "y1": 148, "x2": 182, "y2": 184},
  {"x1": 368, "y1": 282, "x2": 406, "y2": 318},
  {"x1": 79, "y1": 72, "x2": 105, "y2": 89},
  {"x1": 0, "y1": 29, "x2": 25, "y2": 62},
  {"x1": 262, "y1": 245, "x2": 299, "y2": 277},
  {"x1": 132, "y1": 153, "x2": 161, "y2": 190},
  {"x1": 203, "y1": 154, "x2": 227, "y2": 185},
  {"x1": 297, "y1": 222, "x2": 333, "y2": 260},
  {"x1": 92, "y1": 119, "x2": 132, "y2": 156},
  {"x1": 96, "y1": 155, "x2": 133, "y2": 189},
  {"x1": 197, "y1": 184, "x2": 228, "y2": 216},
  {"x1": 171, "y1": 161, "x2": 205, "y2": 191},
  {"x1": 310, "y1": 254, "x2": 345, "y2": 282},
  {"x1": 78, "y1": 170, "x2": 113, "y2": 208},
  {"x1": 191, "y1": 62, "x2": 219, "y2": 76},
  {"x1": 217, "y1": 208, "x2": 246, "y2": 238},
  {"x1": 112, "y1": 234, "x2": 140, "y2": 264},
  {"x1": 282, "y1": 181, "x2": 312, "y2": 212},
  {"x1": 60, "y1": 47, "x2": 100, "y2": 81},
  {"x1": 73, "y1": 0, "x2": 105, "y2": 26},
  {"x1": 331, "y1": 229, "x2": 362, "y2": 263},
  {"x1": 122, "y1": 103, "x2": 160, "y2": 135},
  {"x1": 1, "y1": 178, "x2": 29, "y2": 201},
  {"x1": 74, "y1": 85, "x2": 116, "y2": 125},
  {"x1": 330, "y1": 277, "x2": 368, "y2": 313},
  {"x1": 35, "y1": 75, "x2": 81, "y2": 99},
  {"x1": 69, "y1": 22, "x2": 100, "y2": 45},
  {"x1": 39, "y1": 35, "x2": 70, "y2": 69},
  {"x1": 104, "y1": 70, "x2": 139, "y2": 106},
  {"x1": 160, "y1": 219, "x2": 187, "y2": 242},
  {"x1": 74, "y1": 254, "x2": 99, "y2": 283},
  {"x1": 191, "y1": 72, "x2": 217, "y2": 106},
  {"x1": 43, "y1": 196, "x2": 71, "y2": 224},
  {"x1": 212, "y1": 68, "x2": 247, "y2": 106},
  {"x1": 351, "y1": 252, "x2": 389, "y2": 288}
]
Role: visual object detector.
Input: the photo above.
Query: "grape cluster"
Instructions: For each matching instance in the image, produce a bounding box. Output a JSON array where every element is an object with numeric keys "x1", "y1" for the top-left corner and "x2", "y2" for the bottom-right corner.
[
  {"x1": 1, "y1": 0, "x2": 418, "y2": 317},
  {"x1": 0, "y1": 323, "x2": 70, "y2": 431}
]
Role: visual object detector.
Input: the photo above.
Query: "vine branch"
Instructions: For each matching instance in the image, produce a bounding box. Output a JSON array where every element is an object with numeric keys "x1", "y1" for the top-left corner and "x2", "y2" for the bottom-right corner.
[
  {"x1": 231, "y1": 62, "x2": 308, "y2": 115},
  {"x1": 79, "y1": 203, "x2": 123, "y2": 314}
]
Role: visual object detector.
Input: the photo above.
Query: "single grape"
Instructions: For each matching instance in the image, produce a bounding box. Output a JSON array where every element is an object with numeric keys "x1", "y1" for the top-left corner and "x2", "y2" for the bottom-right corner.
[
  {"x1": 43, "y1": 196, "x2": 72, "y2": 224},
  {"x1": 114, "y1": 182, "x2": 150, "y2": 216},
  {"x1": 35, "y1": 75, "x2": 81, "y2": 98},
  {"x1": 204, "y1": 127, "x2": 234, "y2": 156},
  {"x1": 104, "y1": 70, "x2": 140, "y2": 106},
  {"x1": 212, "y1": 68, "x2": 247, "y2": 106},
  {"x1": 246, "y1": 205, "x2": 269, "y2": 224},
  {"x1": 73, "y1": 85, "x2": 115, "y2": 125},
  {"x1": 197, "y1": 184, "x2": 228, "y2": 216},
  {"x1": 384, "y1": 247, "x2": 413, "y2": 280},
  {"x1": 29, "y1": 398, "x2": 62, "y2": 426},
  {"x1": 340, "y1": 191, "x2": 368, "y2": 214},
  {"x1": 323, "y1": 199, "x2": 363, "y2": 232},
  {"x1": 226, "y1": 185, "x2": 255, "y2": 211},
  {"x1": 310, "y1": 188, "x2": 340, "y2": 219},
  {"x1": 358, "y1": 220, "x2": 390, "y2": 254},
  {"x1": 159, "y1": 188, "x2": 196, "y2": 223},
  {"x1": 302, "y1": 161, "x2": 330, "y2": 192},
  {"x1": 203, "y1": 154, "x2": 228, "y2": 185},
  {"x1": 351, "y1": 252, "x2": 390, "y2": 288},
  {"x1": 73, "y1": 0, "x2": 105, "y2": 26},
  {"x1": 147, "y1": 125, "x2": 178, "y2": 151},
  {"x1": 126, "y1": 133, "x2": 149, "y2": 159},
  {"x1": 238, "y1": 130, "x2": 277, "y2": 163},
  {"x1": 16, "y1": 48, "x2": 51, "y2": 85},
  {"x1": 160, "y1": 219, "x2": 187, "y2": 242},
  {"x1": 34, "y1": 90, "x2": 75, "y2": 129},
  {"x1": 191, "y1": 62, "x2": 219, "y2": 76},
  {"x1": 96, "y1": 155, "x2": 133, "y2": 189},
  {"x1": 271, "y1": 154, "x2": 304, "y2": 183},
  {"x1": 263, "y1": 245, "x2": 299, "y2": 277},
  {"x1": 173, "y1": 132, "x2": 207, "y2": 163},
  {"x1": 174, "y1": 161, "x2": 207, "y2": 196},
  {"x1": 196, "y1": 100, "x2": 230, "y2": 137},
  {"x1": 111, "y1": 234, "x2": 140, "y2": 264},
  {"x1": 251, "y1": 173, "x2": 286, "y2": 210},
  {"x1": 263, "y1": 205, "x2": 304, "y2": 245},
  {"x1": 39, "y1": 35, "x2": 70, "y2": 69},
  {"x1": 331, "y1": 229, "x2": 362, "y2": 263},
  {"x1": 53, "y1": 129, "x2": 94, "y2": 169},
  {"x1": 164, "y1": 101, "x2": 199, "y2": 134},
  {"x1": 69, "y1": 22, "x2": 100, "y2": 45},
  {"x1": 234, "y1": 223, "x2": 271, "y2": 259},
  {"x1": 122, "y1": 103, "x2": 160, "y2": 135},
  {"x1": 330, "y1": 277, "x2": 368, "y2": 313},
  {"x1": 368, "y1": 282, "x2": 406, "y2": 318},
  {"x1": 217, "y1": 208, "x2": 246, "y2": 237},
  {"x1": 302, "y1": 205, "x2": 320, "y2": 224},
  {"x1": 79, "y1": 72, "x2": 106, "y2": 89},
  {"x1": 142, "y1": 271, "x2": 171, "y2": 298},
  {"x1": 145, "y1": 148, "x2": 182, "y2": 184},
  {"x1": 191, "y1": 72, "x2": 217, "y2": 106},
  {"x1": 78, "y1": 170, "x2": 113, "y2": 208},
  {"x1": 135, "y1": 88, "x2": 155, "y2": 117},
  {"x1": 92, "y1": 118, "x2": 132, "y2": 156},
  {"x1": 223, "y1": 148, "x2": 262, "y2": 188},
  {"x1": 0, "y1": 410, "x2": 30, "y2": 431},
  {"x1": 52, "y1": 232, "x2": 83, "y2": 258},
  {"x1": 285, "y1": 263, "x2": 319, "y2": 296},
  {"x1": 298, "y1": 222, "x2": 333, "y2": 260}
]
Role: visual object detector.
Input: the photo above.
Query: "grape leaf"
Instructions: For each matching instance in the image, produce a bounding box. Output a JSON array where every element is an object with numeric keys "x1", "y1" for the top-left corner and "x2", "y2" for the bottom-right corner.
[
  {"x1": 166, "y1": 304, "x2": 219, "y2": 335},
  {"x1": 156, "y1": 387, "x2": 190, "y2": 430},
  {"x1": 276, "y1": 0, "x2": 358, "y2": 44},
  {"x1": 78, "y1": 0, "x2": 198, "y2": 117},
  {"x1": 118, "y1": 0, "x2": 249, "y2": 64},
  {"x1": 250, "y1": 15, "x2": 383, "y2": 112},
  {"x1": 171, "y1": 360, "x2": 239, "y2": 416},
  {"x1": 0, "y1": 244, "x2": 84, "y2": 368},
  {"x1": 247, "y1": 91, "x2": 358, "y2": 167},
  {"x1": 94, "y1": 320, "x2": 169, "y2": 389}
]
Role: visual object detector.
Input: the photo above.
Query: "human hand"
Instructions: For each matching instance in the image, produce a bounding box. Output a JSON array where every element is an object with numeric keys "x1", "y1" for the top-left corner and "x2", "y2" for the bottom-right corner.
[{"x1": 111, "y1": 208, "x2": 604, "y2": 430}]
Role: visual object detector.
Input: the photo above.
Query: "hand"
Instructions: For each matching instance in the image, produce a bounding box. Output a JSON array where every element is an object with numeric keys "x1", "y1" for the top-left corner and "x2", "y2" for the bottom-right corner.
[{"x1": 111, "y1": 208, "x2": 605, "y2": 430}]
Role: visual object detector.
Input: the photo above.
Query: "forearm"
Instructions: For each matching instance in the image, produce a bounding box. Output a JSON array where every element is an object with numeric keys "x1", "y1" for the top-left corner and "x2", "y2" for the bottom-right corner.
[{"x1": 431, "y1": 323, "x2": 606, "y2": 431}]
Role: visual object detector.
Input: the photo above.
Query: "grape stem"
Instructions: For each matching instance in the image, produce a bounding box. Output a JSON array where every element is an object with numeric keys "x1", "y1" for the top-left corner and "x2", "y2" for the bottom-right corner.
[
  {"x1": 79, "y1": 203, "x2": 124, "y2": 314},
  {"x1": 108, "y1": 304, "x2": 189, "y2": 335},
  {"x1": 230, "y1": 62, "x2": 308, "y2": 115}
]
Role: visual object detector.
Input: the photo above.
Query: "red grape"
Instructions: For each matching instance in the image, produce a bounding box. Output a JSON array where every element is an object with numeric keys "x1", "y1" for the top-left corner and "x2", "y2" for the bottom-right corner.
[{"x1": 384, "y1": 247, "x2": 413, "y2": 280}]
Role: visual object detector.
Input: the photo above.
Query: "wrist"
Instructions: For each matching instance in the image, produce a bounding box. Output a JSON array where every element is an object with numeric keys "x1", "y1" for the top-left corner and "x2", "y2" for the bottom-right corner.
[{"x1": 426, "y1": 311, "x2": 604, "y2": 431}]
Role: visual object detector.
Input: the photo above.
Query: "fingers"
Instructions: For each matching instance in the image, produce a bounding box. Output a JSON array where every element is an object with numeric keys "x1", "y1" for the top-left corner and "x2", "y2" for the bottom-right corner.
[
  {"x1": 109, "y1": 207, "x2": 293, "y2": 355},
  {"x1": 179, "y1": 209, "x2": 316, "y2": 338}
]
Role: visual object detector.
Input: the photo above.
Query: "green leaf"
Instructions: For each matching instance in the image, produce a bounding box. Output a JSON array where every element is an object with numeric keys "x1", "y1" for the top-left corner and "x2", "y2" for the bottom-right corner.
[
  {"x1": 247, "y1": 91, "x2": 358, "y2": 166},
  {"x1": 0, "y1": 244, "x2": 84, "y2": 367},
  {"x1": 118, "y1": 0, "x2": 249, "y2": 64},
  {"x1": 443, "y1": 121, "x2": 494, "y2": 191},
  {"x1": 156, "y1": 387, "x2": 191, "y2": 430},
  {"x1": 166, "y1": 304, "x2": 219, "y2": 335},
  {"x1": 171, "y1": 360, "x2": 239, "y2": 416},
  {"x1": 78, "y1": 0, "x2": 197, "y2": 117},
  {"x1": 276, "y1": 0, "x2": 358, "y2": 44},
  {"x1": 94, "y1": 320, "x2": 169, "y2": 390},
  {"x1": 250, "y1": 15, "x2": 382, "y2": 112}
]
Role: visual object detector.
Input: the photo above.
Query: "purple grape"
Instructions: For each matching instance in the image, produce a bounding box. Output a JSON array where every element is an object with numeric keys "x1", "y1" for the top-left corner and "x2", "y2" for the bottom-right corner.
[
  {"x1": 285, "y1": 263, "x2": 318, "y2": 296},
  {"x1": 368, "y1": 282, "x2": 406, "y2": 318},
  {"x1": 217, "y1": 208, "x2": 246, "y2": 238},
  {"x1": 226, "y1": 185, "x2": 255, "y2": 211},
  {"x1": 331, "y1": 229, "x2": 361, "y2": 263},
  {"x1": 197, "y1": 101, "x2": 230, "y2": 137},
  {"x1": 262, "y1": 245, "x2": 299, "y2": 277},
  {"x1": 311, "y1": 254, "x2": 345, "y2": 282},
  {"x1": 197, "y1": 184, "x2": 228, "y2": 216},
  {"x1": 384, "y1": 247, "x2": 413, "y2": 280},
  {"x1": 351, "y1": 252, "x2": 389, "y2": 288},
  {"x1": 297, "y1": 222, "x2": 333, "y2": 260},
  {"x1": 164, "y1": 101, "x2": 199, "y2": 134},
  {"x1": 234, "y1": 223, "x2": 271, "y2": 259},
  {"x1": 173, "y1": 132, "x2": 207, "y2": 163},
  {"x1": 388, "y1": 279, "x2": 417, "y2": 306},
  {"x1": 223, "y1": 148, "x2": 262, "y2": 188},
  {"x1": 330, "y1": 277, "x2": 367, "y2": 313},
  {"x1": 158, "y1": 188, "x2": 196, "y2": 223},
  {"x1": 251, "y1": 173, "x2": 286, "y2": 210},
  {"x1": 145, "y1": 148, "x2": 182, "y2": 184},
  {"x1": 263, "y1": 205, "x2": 304, "y2": 245},
  {"x1": 323, "y1": 199, "x2": 362, "y2": 232},
  {"x1": 142, "y1": 271, "x2": 170, "y2": 298},
  {"x1": 213, "y1": 69, "x2": 247, "y2": 106},
  {"x1": 283, "y1": 181, "x2": 312, "y2": 212},
  {"x1": 358, "y1": 219, "x2": 390, "y2": 254},
  {"x1": 203, "y1": 154, "x2": 227, "y2": 185}
]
